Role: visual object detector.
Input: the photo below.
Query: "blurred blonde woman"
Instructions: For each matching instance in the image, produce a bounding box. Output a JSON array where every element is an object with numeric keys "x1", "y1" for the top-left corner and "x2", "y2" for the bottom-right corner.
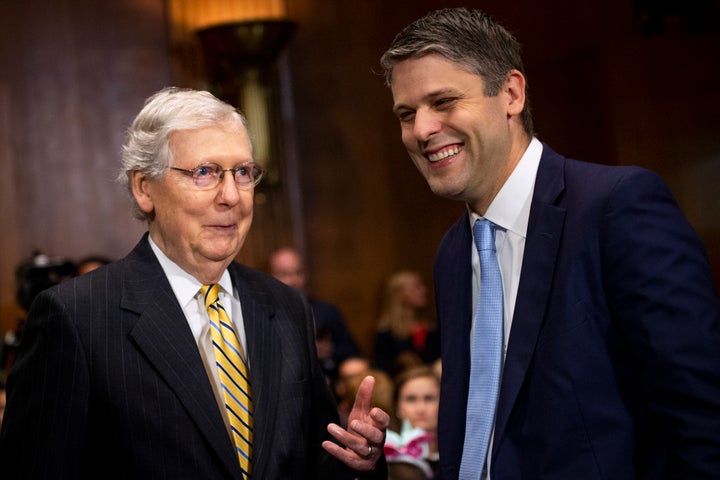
[{"x1": 373, "y1": 270, "x2": 440, "y2": 377}]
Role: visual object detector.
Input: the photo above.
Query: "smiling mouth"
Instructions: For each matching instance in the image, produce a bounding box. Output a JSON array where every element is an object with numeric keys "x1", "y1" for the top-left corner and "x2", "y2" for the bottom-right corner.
[{"x1": 427, "y1": 145, "x2": 462, "y2": 163}]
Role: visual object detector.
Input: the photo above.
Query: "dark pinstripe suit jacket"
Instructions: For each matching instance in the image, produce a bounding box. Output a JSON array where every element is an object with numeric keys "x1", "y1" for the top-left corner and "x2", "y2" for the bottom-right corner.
[{"x1": 0, "y1": 234, "x2": 383, "y2": 479}]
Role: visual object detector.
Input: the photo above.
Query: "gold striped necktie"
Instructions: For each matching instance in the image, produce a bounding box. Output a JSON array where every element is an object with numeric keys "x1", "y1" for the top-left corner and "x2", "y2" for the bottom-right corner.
[{"x1": 201, "y1": 284, "x2": 253, "y2": 478}]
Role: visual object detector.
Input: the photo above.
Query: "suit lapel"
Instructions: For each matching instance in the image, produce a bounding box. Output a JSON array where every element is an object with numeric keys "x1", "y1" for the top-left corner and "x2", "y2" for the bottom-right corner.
[
  {"x1": 493, "y1": 146, "x2": 567, "y2": 452},
  {"x1": 122, "y1": 236, "x2": 242, "y2": 479},
  {"x1": 229, "y1": 264, "x2": 280, "y2": 480}
]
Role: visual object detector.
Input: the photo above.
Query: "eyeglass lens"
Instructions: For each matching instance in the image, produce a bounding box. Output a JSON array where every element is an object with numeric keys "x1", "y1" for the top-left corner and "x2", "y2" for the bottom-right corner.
[{"x1": 190, "y1": 163, "x2": 262, "y2": 189}]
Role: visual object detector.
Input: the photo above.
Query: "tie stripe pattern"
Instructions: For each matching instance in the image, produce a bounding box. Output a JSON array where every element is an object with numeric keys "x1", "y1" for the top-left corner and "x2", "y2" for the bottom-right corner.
[
  {"x1": 202, "y1": 284, "x2": 253, "y2": 478},
  {"x1": 459, "y1": 219, "x2": 504, "y2": 479}
]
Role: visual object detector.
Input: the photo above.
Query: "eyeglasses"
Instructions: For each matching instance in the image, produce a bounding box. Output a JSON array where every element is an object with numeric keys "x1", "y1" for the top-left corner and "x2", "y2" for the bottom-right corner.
[{"x1": 170, "y1": 162, "x2": 264, "y2": 190}]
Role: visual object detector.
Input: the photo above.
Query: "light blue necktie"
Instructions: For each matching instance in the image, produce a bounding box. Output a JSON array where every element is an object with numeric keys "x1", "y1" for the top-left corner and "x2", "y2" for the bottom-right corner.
[{"x1": 458, "y1": 219, "x2": 504, "y2": 479}]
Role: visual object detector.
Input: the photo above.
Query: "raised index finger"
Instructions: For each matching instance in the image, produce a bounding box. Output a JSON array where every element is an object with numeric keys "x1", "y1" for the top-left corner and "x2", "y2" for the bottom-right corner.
[{"x1": 351, "y1": 375, "x2": 375, "y2": 416}]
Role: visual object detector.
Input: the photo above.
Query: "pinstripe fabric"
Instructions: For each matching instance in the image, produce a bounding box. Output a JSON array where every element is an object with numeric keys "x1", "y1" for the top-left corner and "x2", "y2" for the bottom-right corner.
[
  {"x1": 0, "y1": 235, "x2": 387, "y2": 479},
  {"x1": 202, "y1": 284, "x2": 253, "y2": 478}
]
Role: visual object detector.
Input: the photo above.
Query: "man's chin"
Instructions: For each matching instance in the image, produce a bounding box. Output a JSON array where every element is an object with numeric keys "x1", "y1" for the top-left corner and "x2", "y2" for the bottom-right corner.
[
  {"x1": 204, "y1": 243, "x2": 243, "y2": 264},
  {"x1": 428, "y1": 182, "x2": 463, "y2": 201}
]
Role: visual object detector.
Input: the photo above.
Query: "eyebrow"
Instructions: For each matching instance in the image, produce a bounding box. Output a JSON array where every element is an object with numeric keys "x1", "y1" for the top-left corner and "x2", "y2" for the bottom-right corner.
[{"x1": 191, "y1": 155, "x2": 254, "y2": 168}]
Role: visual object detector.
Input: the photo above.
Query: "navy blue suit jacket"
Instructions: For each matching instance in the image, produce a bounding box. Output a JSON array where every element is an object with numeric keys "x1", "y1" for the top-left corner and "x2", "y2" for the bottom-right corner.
[
  {"x1": 0, "y1": 234, "x2": 385, "y2": 479},
  {"x1": 434, "y1": 144, "x2": 720, "y2": 479}
]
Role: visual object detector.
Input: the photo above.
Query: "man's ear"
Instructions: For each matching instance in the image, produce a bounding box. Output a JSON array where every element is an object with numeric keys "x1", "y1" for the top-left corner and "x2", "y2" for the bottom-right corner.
[
  {"x1": 504, "y1": 70, "x2": 526, "y2": 117},
  {"x1": 131, "y1": 170, "x2": 155, "y2": 215}
]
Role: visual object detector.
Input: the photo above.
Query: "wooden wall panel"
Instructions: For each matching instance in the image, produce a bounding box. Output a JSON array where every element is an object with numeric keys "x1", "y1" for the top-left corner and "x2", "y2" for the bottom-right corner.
[
  {"x1": 0, "y1": 0, "x2": 170, "y2": 344},
  {"x1": 0, "y1": 82, "x2": 24, "y2": 348}
]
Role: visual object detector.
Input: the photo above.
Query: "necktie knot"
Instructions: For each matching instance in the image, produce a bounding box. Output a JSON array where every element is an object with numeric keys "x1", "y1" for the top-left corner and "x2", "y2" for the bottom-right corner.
[
  {"x1": 474, "y1": 218, "x2": 496, "y2": 253},
  {"x1": 201, "y1": 284, "x2": 220, "y2": 310}
]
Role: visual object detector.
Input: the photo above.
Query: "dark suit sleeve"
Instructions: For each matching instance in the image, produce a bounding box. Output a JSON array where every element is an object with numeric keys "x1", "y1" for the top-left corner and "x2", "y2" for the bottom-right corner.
[
  {"x1": 602, "y1": 168, "x2": 720, "y2": 478},
  {"x1": 0, "y1": 288, "x2": 89, "y2": 478}
]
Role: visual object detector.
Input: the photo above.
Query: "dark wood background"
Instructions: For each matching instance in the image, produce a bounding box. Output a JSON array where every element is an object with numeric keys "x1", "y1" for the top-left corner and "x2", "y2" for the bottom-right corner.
[{"x1": 1, "y1": 0, "x2": 718, "y2": 360}]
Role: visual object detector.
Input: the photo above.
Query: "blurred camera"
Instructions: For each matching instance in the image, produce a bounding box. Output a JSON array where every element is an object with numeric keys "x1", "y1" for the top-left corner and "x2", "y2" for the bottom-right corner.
[{"x1": 15, "y1": 251, "x2": 75, "y2": 312}]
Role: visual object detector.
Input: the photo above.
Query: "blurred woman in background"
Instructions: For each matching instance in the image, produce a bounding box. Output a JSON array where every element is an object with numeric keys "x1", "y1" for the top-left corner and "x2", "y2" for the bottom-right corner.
[{"x1": 373, "y1": 271, "x2": 440, "y2": 377}]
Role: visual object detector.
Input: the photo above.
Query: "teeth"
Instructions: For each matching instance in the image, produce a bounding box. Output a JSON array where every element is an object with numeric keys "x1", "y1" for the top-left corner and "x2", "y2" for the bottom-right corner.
[{"x1": 428, "y1": 146, "x2": 461, "y2": 162}]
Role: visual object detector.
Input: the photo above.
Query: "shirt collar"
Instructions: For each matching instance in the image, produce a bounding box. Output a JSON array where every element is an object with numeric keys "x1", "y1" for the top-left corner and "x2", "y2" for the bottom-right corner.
[
  {"x1": 148, "y1": 235, "x2": 232, "y2": 307},
  {"x1": 468, "y1": 137, "x2": 542, "y2": 237}
]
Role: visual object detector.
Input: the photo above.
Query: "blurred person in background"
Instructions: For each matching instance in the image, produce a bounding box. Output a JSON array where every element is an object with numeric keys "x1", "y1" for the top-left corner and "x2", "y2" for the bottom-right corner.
[
  {"x1": 75, "y1": 255, "x2": 112, "y2": 276},
  {"x1": 373, "y1": 270, "x2": 440, "y2": 377},
  {"x1": 335, "y1": 356, "x2": 371, "y2": 403},
  {"x1": 269, "y1": 247, "x2": 361, "y2": 381},
  {"x1": 338, "y1": 367, "x2": 394, "y2": 431},
  {"x1": 0, "y1": 252, "x2": 75, "y2": 379},
  {"x1": 392, "y1": 366, "x2": 440, "y2": 473},
  {"x1": 385, "y1": 366, "x2": 441, "y2": 479}
]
